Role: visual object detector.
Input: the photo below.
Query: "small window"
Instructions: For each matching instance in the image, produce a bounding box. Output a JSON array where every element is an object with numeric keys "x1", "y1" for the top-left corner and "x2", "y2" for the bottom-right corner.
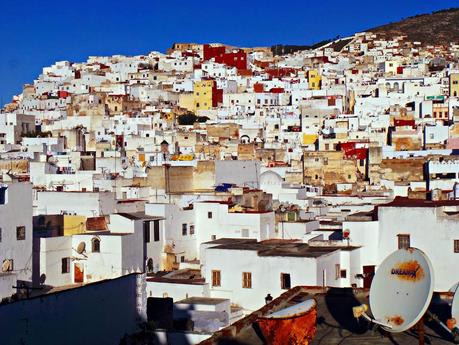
[
  {"x1": 208, "y1": 212, "x2": 213, "y2": 219},
  {"x1": 16, "y1": 226, "x2": 26, "y2": 241},
  {"x1": 144, "y1": 221, "x2": 150, "y2": 243},
  {"x1": 340, "y1": 269, "x2": 347, "y2": 278},
  {"x1": 182, "y1": 223, "x2": 187, "y2": 236},
  {"x1": 0, "y1": 228, "x2": 2, "y2": 242},
  {"x1": 281, "y1": 273, "x2": 291, "y2": 289},
  {"x1": 212, "y1": 270, "x2": 221, "y2": 287},
  {"x1": 153, "y1": 220, "x2": 160, "y2": 242},
  {"x1": 398, "y1": 234, "x2": 410, "y2": 249},
  {"x1": 242, "y1": 272, "x2": 252, "y2": 288},
  {"x1": 335, "y1": 264, "x2": 341, "y2": 280},
  {"x1": 92, "y1": 238, "x2": 100, "y2": 253},
  {"x1": 146, "y1": 258, "x2": 154, "y2": 273},
  {"x1": 61, "y1": 258, "x2": 70, "y2": 274},
  {"x1": 241, "y1": 229, "x2": 249, "y2": 238},
  {"x1": 454, "y1": 240, "x2": 459, "y2": 253},
  {"x1": 190, "y1": 225, "x2": 195, "y2": 235},
  {"x1": 211, "y1": 235, "x2": 217, "y2": 240}
]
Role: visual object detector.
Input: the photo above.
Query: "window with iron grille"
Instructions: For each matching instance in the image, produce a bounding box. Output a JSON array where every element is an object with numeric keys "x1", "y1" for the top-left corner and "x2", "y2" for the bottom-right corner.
[
  {"x1": 454, "y1": 240, "x2": 459, "y2": 253},
  {"x1": 397, "y1": 234, "x2": 410, "y2": 249}
]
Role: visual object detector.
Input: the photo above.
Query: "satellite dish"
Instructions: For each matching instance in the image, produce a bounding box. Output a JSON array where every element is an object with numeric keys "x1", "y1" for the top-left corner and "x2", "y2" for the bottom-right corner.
[
  {"x1": 451, "y1": 286, "x2": 459, "y2": 331},
  {"x1": 1, "y1": 259, "x2": 12, "y2": 272},
  {"x1": 354, "y1": 248, "x2": 434, "y2": 333},
  {"x1": 76, "y1": 242, "x2": 86, "y2": 254}
]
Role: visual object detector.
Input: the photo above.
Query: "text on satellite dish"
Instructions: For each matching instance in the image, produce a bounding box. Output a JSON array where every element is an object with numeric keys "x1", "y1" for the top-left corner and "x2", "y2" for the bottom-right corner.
[{"x1": 390, "y1": 260, "x2": 424, "y2": 281}]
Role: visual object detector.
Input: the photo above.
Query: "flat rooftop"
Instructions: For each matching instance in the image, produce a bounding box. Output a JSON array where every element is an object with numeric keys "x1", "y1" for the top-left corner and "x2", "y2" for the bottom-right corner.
[
  {"x1": 116, "y1": 212, "x2": 164, "y2": 220},
  {"x1": 206, "y1": 239, "x2": 358, "y2": 258},
  {"x1": 176, "y1": 297, "x2": 228, "y2": 305}
]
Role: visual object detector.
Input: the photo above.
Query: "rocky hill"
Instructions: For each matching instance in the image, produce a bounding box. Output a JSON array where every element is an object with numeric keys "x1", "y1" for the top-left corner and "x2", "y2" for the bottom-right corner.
[{"x1": 368, "y1": 8, "x2": 459, "y2": 45}]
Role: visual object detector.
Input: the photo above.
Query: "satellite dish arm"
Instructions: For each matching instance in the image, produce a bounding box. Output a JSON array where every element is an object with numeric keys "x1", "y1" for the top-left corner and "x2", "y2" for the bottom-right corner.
[
  {"x1": 353, "y1": 304, "x2": 393, "y2": 329},
  {"x1": 425, "y1": 311, "x2": 459, "y2": 343}
]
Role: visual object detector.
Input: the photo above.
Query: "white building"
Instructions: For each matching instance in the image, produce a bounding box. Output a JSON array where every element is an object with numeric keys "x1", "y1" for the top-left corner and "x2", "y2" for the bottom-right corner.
[{"x1": 0, "y1": 182, "x2": 33, "y2": 299}]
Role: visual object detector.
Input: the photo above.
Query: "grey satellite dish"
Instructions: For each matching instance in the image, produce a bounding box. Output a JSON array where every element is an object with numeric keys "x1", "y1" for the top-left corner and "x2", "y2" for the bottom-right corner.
[
  {"x1": 76, "y1": 241, "x2": 86, "y2": 254},
  {"x1": 353, "y1": 248, "x2": 434, "y2": 332}
]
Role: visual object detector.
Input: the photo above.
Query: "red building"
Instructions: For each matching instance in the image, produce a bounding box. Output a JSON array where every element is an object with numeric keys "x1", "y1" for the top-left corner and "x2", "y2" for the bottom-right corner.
[
  {"x1": 394, "y1": 119, "x2": 415, "y2": 128},
  {"x1": 203, "y1": 44, "x2": 226, "y2": 61},
  {"x1": 214, "y1": 50, "x2": 247, "y2": 70},
  {"x1": 212, "y1": 87, "x2": 223, "y2": 107},
  {"x1": 266, "y1": 68, "x2": 296, "y2": 78},
  {"x1": 340, "y1": 142, "x2": 368, "y2": 160},
  {"x1": 253, "y1": 83, "x2": 265, "y2": 93}
]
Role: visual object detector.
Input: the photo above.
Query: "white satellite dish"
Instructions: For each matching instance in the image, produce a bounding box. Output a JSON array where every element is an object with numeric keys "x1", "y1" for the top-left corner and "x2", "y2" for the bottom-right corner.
[
  {"x1": 451, "y1": 285, "x2": 459, "y2": 336},
  {"x1": 76, "y1": 242, "x2": 86, "y2": 254},
  {"x1": 354, "y1": 248, "x2": 434, "y2": 333}
]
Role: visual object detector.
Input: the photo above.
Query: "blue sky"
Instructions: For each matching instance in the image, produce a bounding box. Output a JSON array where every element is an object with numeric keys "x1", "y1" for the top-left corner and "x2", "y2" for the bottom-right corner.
[{"x1": 0, "y1": 0, "x2": 458, "y2": 104}]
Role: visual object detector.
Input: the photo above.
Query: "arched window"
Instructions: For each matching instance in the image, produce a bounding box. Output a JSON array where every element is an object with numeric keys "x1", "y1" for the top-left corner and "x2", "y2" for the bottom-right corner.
[
  {"x1": 146, "y1": 258, "x2": 154, "y2": 273},
  {"x1": 92, "y1": 238, "x2": 100, "y2": 253}
]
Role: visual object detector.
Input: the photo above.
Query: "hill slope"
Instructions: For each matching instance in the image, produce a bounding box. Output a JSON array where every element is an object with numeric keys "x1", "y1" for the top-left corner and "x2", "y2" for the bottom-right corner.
[{"x1": 368, "y1": 8, "x2": 459, "y2": 45}]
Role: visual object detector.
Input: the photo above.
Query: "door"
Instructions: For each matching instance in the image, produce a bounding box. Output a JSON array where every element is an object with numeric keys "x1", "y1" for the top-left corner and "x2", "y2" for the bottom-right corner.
[
  {"x1": 74, "y1": 263, "x2": 84, "y2": 283},
  {"x1": 363, "y1": 265, "x2": 375, "y2": 289}
]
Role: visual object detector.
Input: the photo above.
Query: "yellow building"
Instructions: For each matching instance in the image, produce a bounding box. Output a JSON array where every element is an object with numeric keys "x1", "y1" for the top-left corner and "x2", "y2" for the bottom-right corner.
[
  {"x1": 193, "y1": 80, "x2": 214, "y2": 111},
  {"x1": 451, "y1": 73, "x2": 459, "y2": 97},
  {"x1": 63, "y1": 215, "x2": 86, "y2": 236},
  {"x1": 179, "y1": 93, "x2": 195, "y2": 112},
  {"x1": 308, "y1": 70, "x2": 321, "y2": 90}
]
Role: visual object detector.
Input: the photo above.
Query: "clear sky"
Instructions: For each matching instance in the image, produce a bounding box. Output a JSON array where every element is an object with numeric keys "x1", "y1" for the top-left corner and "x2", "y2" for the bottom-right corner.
[{"x1": 0, "y1": 0, "x2": 458, "y2": 104}]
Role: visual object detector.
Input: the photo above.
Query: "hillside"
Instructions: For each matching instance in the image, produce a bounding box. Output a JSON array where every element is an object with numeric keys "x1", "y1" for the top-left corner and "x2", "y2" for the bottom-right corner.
[{"x1": 368, "y1": 8, "x2": 459, "y2": 45}]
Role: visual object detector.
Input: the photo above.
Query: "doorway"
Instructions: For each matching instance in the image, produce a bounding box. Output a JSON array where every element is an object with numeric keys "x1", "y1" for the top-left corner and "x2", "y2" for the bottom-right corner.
[
  {"x1": 74, "y1": 263, "x2": 84, "y2": 283},
  {"x1": 363, "y1": 265, "x2": 375, "y2": 289}
]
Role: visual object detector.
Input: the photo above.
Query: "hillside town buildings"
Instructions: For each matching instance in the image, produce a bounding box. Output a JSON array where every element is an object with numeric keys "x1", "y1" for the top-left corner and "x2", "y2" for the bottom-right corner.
[{"x1": 2, "y1": 31, "x2": 459, "y2": 344}]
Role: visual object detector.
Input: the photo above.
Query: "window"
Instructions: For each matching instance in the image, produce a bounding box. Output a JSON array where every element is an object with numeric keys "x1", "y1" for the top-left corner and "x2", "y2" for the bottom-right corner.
[
  {"x1": 242, "y1": 229, "x2": 249, "y2": 238},
  {"x1": 147, "y1": 258, "x2": 154, "y2": 273},
  {"x1": 16, "y1": 226, "x2": 25, "y2": 241},
  {"x1": 153, "y1": 220, "x2": 160, "y2": 242},
  {"x1": 281, "y1": 273, "x2": 291, "y2": 289},
  {"x1": 242, "y1": 272, "x2": 252, "y2": 288},
  {"x1": 92, "y1": 238, "x2": 100, "y2": 253},
  {"x1": 208, "y1": 212, "x2": 213, "y2": 219},
  {"x1": 190, "y1": 225, "x2": 195, "y2": 235},
  {"x1": 144, "y1": 221, "x2": 150, "y2": 243},
  {"x1": 61, "y1": 258, "x2": 70, "y2": 274},
  {"x1": 398, "y1": 234, "x2": 410, "y2": 249},
  {"x1": 182, "y1": 223, "x2": 187, "y2": 236},
  {"x1": 335, "y1": 264, "x2": 341, "y2": 280},
  {"x1": 454, "y1": 240, "x2": 459, "y2": 253},
  {"x1": 212, "y1": 270, "x2": 221, "y2": 287},
  {"x1": 0, "y1": 228, "x2": 2, "y2": 242},
  {"x1": 341, "y1": 269, "x2": 347, "y2": 278},
  {"x1": 211, "y1": 235, "x2": 217, "y2": 240}
]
